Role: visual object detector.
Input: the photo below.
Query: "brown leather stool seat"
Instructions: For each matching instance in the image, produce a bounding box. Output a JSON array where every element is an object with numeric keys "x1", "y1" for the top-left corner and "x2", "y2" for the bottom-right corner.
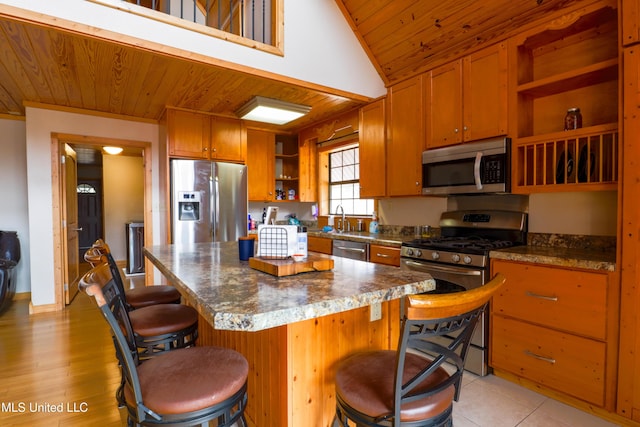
[
  {"x1": 335, "y1": 350, "x2": 455, "y2": 423},
  {"x1": 124, "y1": 285, "x2": 181, "y2": 309},
  {"x1": 123, "y1": 346, "x2": 248, "y2": 415},
  {"x1": 129, "y1": 304, "x2": 198, "y2": 338},
  {"x1": 85, "y1": 241, "x2": 181, "y2": 310},
  {"x1": 333, "y1": 273, "x2": 506, "y2": 427}
]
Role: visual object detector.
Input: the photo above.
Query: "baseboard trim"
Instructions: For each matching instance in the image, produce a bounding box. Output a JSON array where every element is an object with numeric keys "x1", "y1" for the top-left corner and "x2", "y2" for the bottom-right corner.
[
  {"x1": 13, "y1": 292, "x2": 31, "y2": 301},
  {"x1": 29, "y1": 301, "x2": 59, "y2": 314}
]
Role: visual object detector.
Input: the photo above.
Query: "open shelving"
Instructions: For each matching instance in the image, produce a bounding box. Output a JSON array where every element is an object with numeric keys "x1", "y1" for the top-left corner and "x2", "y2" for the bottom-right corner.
[
  {"x1": 274, "y1": 134, "x2": 299, "y2": 201},
  {"x1": 510, "y1": 2, "x2": 619, "y2": 192}
]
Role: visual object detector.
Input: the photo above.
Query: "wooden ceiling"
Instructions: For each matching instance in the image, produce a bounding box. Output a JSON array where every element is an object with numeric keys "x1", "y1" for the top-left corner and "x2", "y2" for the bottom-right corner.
[
  {"x1": 0, "y1": 1, "x2": 586, "y2": 131},
  {"x1": 336, "y1": 0, "x2": 584, "y2": 85},
  {"x1": 0, "y1": 12, "x2": 364, "y2": 132}
]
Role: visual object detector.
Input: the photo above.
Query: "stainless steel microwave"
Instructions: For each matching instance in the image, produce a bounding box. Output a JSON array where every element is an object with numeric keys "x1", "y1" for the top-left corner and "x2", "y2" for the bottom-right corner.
[{"x1": 422, "y1": 137, "x2": 511, "y2": 195}]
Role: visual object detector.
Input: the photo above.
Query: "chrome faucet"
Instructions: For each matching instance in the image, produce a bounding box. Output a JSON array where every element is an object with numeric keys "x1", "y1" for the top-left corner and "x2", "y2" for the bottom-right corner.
[{"x1": 336, "y1": 204, "x2": 345, "y2": 232}]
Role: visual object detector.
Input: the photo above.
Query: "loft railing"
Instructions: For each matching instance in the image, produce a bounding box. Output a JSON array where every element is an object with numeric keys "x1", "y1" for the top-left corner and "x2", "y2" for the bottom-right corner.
[
  {"x1": 88, "y1": 0, "x2": 283, "y2": 54},
  {"x1": 125, "y1": 0, "x2": 273, "y2": 45}
]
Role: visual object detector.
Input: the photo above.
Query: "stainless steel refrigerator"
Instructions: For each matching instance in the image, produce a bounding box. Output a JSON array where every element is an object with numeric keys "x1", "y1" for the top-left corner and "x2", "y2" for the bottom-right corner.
[{"x1": 170, "y1": 159, "x2": 248, "y2": 245}]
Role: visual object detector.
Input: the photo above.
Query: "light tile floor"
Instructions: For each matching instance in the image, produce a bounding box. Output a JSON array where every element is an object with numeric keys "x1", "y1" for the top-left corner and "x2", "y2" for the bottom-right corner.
[{"x1": 453, "y1": 373, "x2": 622, "y2": 427}]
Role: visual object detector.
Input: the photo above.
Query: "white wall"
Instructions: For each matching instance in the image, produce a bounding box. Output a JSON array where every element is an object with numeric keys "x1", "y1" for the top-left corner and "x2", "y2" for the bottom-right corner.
[
  {"x1": 1, "y1": 0, "x2": 386, "y2": 99},
  {"x1": 0, "y1": 118, "x2": 30, "y2": 294},
  {"x1": 377, "y1": 197, "x2": 448, "y2": 228},
  {"x1": 529, "y1": 191, "x2": 617, "y2": 236},
  {"x1": 378, "y1": 192, "x2": 617, "y2": 237},
  {"x1": 25, "y1": 106, "x2": 159, "y2": 307},
  {"x1": 103, "y1": 155, "x2": 145, "y2": 262}
]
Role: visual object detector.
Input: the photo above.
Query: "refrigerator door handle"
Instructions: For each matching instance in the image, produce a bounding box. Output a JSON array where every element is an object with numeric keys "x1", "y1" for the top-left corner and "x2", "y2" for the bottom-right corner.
[{"x1": 210, "y1": 172, "x2": 217, "y2": 240}]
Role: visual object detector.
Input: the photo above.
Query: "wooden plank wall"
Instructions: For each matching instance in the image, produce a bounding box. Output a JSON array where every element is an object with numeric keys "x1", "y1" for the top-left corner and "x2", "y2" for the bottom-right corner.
[{"x1": 197, "y1": 299, "x2": 401, "y2": 427}]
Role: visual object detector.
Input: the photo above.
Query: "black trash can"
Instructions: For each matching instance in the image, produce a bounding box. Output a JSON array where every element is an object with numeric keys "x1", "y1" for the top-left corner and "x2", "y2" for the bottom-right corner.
[{"x1": 0, "y1": 231, "x2": 21, "y2": 314}]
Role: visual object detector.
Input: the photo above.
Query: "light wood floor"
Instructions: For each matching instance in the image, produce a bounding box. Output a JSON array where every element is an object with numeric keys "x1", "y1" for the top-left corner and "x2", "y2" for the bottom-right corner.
[{"x1": 0, "y1": 289, "x2": 123, "y2": 426}]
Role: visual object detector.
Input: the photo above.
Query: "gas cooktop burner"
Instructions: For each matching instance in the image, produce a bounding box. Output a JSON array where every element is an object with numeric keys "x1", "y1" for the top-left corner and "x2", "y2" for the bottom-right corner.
[{"x1": 404, "y1": 236, "x2": 517, "y2": 253}]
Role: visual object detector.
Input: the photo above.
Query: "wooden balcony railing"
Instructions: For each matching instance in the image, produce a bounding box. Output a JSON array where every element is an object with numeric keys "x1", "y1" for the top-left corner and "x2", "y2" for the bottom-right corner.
[{"x1": 93, "y1": 0, "x2": 283, "y2": 55}]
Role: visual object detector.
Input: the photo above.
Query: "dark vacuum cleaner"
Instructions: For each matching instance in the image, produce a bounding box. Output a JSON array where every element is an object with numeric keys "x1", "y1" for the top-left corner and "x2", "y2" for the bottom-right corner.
[{"x1": 0, "y1": 231, "x2": 21, "y2": 314}]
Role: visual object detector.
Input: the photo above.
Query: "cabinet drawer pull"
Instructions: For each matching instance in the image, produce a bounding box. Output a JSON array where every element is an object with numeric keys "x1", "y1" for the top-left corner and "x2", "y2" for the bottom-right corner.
[
  {"x1": 375, "y1": 253, "x2": 391, "y2": 258},
  {"x1": 524, "y1": 350, "x2": 556, "y2": 364},
  {"x1": 525, "y1": 291, "x2": 558, "y2": 302}
]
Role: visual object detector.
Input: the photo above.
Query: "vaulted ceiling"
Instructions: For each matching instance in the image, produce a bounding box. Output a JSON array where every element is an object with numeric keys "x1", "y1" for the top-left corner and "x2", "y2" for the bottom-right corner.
[
  {"x1": 335, "y1": 0, "x2": 583, "y2": 85},
  {"x1": 0, "y1": 1, "x2": 585, "y2": 132}
]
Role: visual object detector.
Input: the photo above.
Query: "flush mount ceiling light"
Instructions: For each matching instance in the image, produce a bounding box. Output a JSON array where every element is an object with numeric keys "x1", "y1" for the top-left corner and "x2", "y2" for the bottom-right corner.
[
  {"x1": 236, "y1": 96, "x2": 311, "y2": 125},
  {"x1": 103, "y1": 146, "x2": 123, "y2": 155}
]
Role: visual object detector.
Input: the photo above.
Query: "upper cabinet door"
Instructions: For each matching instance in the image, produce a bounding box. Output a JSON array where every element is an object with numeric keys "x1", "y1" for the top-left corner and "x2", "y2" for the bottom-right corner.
[
  {"x1": 426, "y1": 42, "x2": 508, "y2": 149},
  {"x1": 167, "y1": 109, "x2": 210, "y2": 159},
  {"x1": 211, "y1": 116, "x2": 246, "y2": 163},
  {"x1": 427, "y1": 60, "x2": 463, "y2": 148},
  {"x1": 463, "y1": 42, "x2": 508, "y2": 142},
  {"x1": 359, "y1": 99, "x2": 386, "y2": 198},
  {"x1": 387, "y1": 75, "x2": 424, "y2": 196},
  {"x1": 247, "y1": 129, "x2": 275, "y2": 202}
]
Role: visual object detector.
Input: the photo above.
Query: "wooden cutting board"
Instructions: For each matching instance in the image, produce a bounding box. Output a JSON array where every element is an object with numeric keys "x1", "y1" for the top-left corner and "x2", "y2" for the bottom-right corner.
[{"x1": 249, "y1": 255, "x2": 334, "y2": 276}]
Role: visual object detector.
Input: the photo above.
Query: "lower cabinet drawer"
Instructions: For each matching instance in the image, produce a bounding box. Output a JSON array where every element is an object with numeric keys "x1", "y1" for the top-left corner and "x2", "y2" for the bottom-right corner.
[
  {"x1": 308, "y1": 236, "x2": 332, "y2": 254},
  {"x1": 491, "y1": 316, "x2": 606, "y2": 406},
  {"x1": 492, "y1": 260, "x2": 608, "y2": 340},
  {"x1": 369, "y1": 244, "x2": 400, "y2": 267}
]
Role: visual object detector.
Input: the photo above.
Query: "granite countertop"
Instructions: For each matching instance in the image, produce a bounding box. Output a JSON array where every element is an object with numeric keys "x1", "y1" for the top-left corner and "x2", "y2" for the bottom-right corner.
[
  {"x1": 309, "y1": 229, "x2": 616, "y2": 271},
  {"x1": 307, "y1": 230, "x2": 409, "y2": 247},
  {"x1": 490, "y1": 246, "x2": 616, "y2": 272},
  {"x1": 144, "y1": 241, "x2": 435, "y2": 332}
]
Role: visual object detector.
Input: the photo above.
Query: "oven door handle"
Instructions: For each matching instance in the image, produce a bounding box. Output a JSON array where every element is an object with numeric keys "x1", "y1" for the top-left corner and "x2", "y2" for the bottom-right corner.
[
  {"x1": 403, "y1": 260, "x2": 482, "y2": 276},
  {"x1": 474, "y1": 151, "x2": 483, "y2": 190}
]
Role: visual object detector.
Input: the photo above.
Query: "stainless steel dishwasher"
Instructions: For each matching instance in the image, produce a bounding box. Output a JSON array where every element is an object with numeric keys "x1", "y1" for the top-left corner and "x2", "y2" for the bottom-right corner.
[{"x1": 332, "y1": 239, "x2": 369, "y2": 261}]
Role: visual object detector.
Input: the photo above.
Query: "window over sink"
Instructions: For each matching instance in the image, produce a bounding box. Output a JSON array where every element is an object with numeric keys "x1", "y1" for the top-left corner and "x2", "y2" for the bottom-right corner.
[{"x1": 328, "y1": 146, "x2": 374, "y2": 216}]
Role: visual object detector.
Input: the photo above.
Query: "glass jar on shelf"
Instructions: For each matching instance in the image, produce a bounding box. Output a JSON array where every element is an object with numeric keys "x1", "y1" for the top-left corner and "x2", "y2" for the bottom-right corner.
[{"x1": 564, "y1": 108, "x2": 582, "y2": 131}]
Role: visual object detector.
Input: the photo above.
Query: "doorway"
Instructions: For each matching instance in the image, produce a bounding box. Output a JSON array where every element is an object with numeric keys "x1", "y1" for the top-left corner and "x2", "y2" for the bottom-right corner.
[
  {"x1": 77, "y1": 177, "x2": 104, "y2": 268},
  {"x1": 51, "y1": 134, "x2": 154, "y2": 310}
]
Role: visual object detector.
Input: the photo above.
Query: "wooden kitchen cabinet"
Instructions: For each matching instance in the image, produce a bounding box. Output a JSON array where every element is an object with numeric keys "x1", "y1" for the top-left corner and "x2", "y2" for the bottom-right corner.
[
  {"x1": 247, "y1": 131, "x2": 303, "y2": 202},
  {"x1": 308, "y1": 236, "x2": 332, "y2": 254},
  {"x1": 211, "y1": 116, "x2": 246, "y2": 162},
  {"x1": 617, "y1": 44, "x2": 640, "y2": 423},
  {"x1": 247, "y1": 129, "x2": 275, "y2": 201},
  {"x1": 298, "y1": 134, "x2": 317, "y2": 202},
  {"x1": 491, "y1": 259, "x2": 617, "y2": 411},
  {"x1": 359, "y1": 99, "x2": 386, "y2": 198},
  {"x1": 509, "y1": 3, "x2": 619, "y2": 193},
  {"x1": 426, "y1": 42, "x2": 507, "y2": 149},
  {"x1": 622, "y1": 0, "x2": 640, "y2": 46},
  {"x1": 167, "y1": 109, "x2": 210, "y2": 158},
  {"x1": 369, "y1": 244, "x2": 400, "y2": 267},
  {"x1": 167, "y1": 109, "x2": 246, "y2": 163},
  {"x1": 387, "y1": 75, "x2": 424, "y2": 196}
]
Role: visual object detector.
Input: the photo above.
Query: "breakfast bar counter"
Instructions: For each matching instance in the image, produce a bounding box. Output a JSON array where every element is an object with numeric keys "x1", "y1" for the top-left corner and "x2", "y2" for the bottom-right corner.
[{"x1": 143, "y1": 242, "x2": 434, "y2": 427}]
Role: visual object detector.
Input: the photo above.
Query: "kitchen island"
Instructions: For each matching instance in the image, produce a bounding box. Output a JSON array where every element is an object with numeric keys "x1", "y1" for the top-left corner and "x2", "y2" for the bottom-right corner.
[{"x1": 144, "y1": 242, "x2": 434, "y2": 427}]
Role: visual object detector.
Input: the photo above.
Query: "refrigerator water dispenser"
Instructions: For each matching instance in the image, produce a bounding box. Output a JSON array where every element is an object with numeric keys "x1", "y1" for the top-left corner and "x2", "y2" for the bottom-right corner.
[{"x1": 178, "y1": 191, "x2": 201, "y2": 221}]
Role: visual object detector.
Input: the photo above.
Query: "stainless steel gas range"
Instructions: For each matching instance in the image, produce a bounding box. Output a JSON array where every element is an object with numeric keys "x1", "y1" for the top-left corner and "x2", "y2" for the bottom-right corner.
[{"x1": 400, "y1": 210, "x2": 528, "y2": 376}]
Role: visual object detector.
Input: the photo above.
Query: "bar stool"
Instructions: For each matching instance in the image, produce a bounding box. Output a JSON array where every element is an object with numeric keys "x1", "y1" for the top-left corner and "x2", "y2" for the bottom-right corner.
[
  {"x1": 81, "y1": 253, "x2": 198, "y2": 361},
  {"x1": 85, "y1": 239, "x2": 181, "y2": 309},
  {"x1": 80, "y1": 263, "x2": 248, "y2": 426},
  {"x1": 333, "y1": 273, "x2": 506, "y2": 427}
]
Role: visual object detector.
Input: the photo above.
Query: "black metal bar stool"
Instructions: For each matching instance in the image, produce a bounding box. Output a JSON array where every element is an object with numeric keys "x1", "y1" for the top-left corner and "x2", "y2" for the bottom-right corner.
[
  {"x1": 80, "y1": 263, "x2": 248, "y2": 426},
  {"x1": 86, "y1": 239, "x2": 181, "y2": 309},
  {"x1": 82, "y1": 254, "x2": 198, "y2": 360},
  {"x1": 333, "y1": 273, "x2": 506, "y2": 427}
]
